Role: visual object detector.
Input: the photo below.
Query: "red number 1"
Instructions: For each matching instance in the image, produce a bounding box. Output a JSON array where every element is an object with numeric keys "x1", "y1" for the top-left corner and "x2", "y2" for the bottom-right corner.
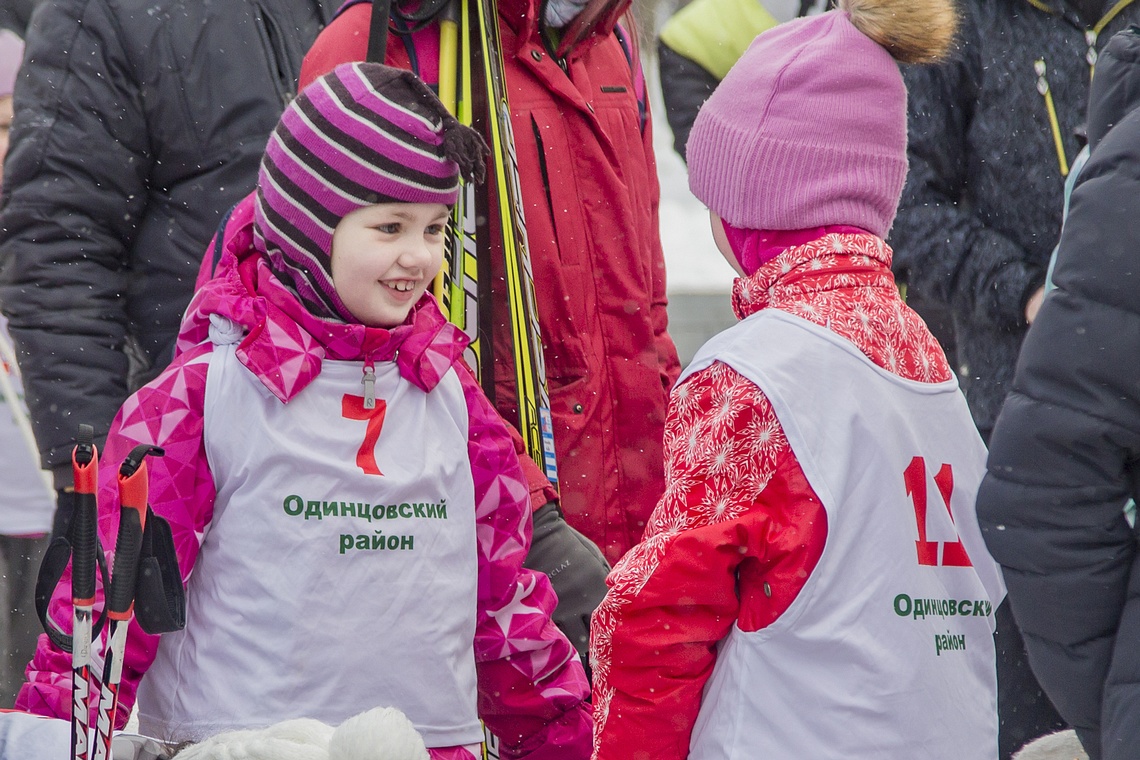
[
  {"x1": 341, "y1": 395, "x2": 387, "y2": 476},
  {"x1": 904, "y1": 456, "x2": 972, "y2": 567}
]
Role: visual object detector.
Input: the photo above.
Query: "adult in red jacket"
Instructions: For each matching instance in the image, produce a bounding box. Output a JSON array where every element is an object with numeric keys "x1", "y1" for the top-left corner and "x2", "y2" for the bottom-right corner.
[{"x1": 300, "y1": 0, "x2": 680, "y2": 565}]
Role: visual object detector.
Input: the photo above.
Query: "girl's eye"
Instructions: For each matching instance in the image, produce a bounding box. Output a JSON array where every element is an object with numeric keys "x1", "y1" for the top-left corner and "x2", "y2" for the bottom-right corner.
[
  {"x1": 375, "y1": 223, "x2": 400, "y2": 234},
  {"x1": 425, "y1": 224, "x2": 445, "y2": 236}
]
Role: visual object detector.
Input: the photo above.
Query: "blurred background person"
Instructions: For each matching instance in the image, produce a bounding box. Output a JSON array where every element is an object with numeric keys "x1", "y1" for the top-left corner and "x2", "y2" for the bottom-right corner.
[{"x1": 0, "y1": 27, "x2": 53, "y2": 709}]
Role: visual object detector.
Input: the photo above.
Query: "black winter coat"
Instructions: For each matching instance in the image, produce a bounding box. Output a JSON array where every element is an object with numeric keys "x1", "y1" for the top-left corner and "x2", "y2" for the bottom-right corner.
[
  {"x1": 0, "y1": 0, "x2": 336, "y2": 486},
  {"x1": 889, "y1": 0, "x2": 1140, "y2": 437},
  {"x1": 976, "y1": 26, "x2": 1140, "y2": 760}
]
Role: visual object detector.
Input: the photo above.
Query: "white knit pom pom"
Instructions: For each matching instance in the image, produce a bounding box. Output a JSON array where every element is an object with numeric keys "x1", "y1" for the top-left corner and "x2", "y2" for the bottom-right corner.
[
  {"x1": 173, "y1": 718, "x2": 334, "y2": 760},
  {"x1": 329, "y1": 707, "x2": 429, "y2": 760}
]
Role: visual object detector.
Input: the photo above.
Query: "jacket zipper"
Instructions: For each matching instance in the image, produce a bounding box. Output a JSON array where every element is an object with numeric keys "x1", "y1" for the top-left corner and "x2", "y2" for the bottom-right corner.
[
  {"x1": 1026, "y1": 0, "x2": 1138, "y2": 76},
  {"x1": 1027, "y1": 0, "x2": 1137, "y2": 176},
  {"x1": 362, "y1": 360, "x2": 377, "y2": 409},
  {"x1": 252, "y1": 2, "x2": 298, "y2": 106},
  {"x1": 537, "y1": 0, "x2": 569, "y2": 72},
  {"x1": 1085, "y1": 0, "x2": 1137, "y2": 73}
]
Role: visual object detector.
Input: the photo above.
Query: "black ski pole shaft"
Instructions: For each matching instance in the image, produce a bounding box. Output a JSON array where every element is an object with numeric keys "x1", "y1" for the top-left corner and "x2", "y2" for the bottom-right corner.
[{"x1": 367, "y1": 0, "x2": 393, "y2": 63}]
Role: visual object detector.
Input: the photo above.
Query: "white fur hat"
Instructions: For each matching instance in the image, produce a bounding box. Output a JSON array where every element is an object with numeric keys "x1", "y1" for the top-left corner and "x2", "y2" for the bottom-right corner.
[
  {"x1": 329, "y1": 707, "x2": 429, "y2": 760},
  {"x1": 1011, "y1": 730, "x2": 1089, "y2": 760},
  {"x1": 174, "y1": 707, "x2": 428, "y2": 760}
]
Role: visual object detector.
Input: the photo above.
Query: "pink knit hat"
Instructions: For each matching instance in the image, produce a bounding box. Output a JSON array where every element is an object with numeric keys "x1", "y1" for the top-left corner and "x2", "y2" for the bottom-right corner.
[{"x1": 687, "y1": 0, "x2": 957, "y2": 238}]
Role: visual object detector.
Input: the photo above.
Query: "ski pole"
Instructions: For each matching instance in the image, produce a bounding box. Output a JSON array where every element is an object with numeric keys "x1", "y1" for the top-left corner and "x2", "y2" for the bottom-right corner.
[
  {"x1": 92, "y1": 444, "x2": 163, "y2": 760},
  {"x1": 69, "y1": 425, "x2": 99, "y2": 760}
]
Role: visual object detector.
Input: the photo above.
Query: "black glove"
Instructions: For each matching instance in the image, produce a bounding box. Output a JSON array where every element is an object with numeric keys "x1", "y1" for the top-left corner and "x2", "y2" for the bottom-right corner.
[{"x1": 523, "y1": 502, "x2": 610, "y2": 680}]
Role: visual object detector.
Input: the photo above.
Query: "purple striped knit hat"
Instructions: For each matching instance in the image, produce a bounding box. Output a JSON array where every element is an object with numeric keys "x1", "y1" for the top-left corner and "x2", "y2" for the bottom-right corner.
[{"x1": 255, "y1": 62, "x2": 487, "y2": 321}]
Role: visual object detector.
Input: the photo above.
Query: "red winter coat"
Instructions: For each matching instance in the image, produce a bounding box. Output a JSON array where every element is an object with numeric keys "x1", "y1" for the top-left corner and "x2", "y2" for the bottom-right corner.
[
  {"x1": 591, "y1": 233, "x2": 955, "y2": 759},
  {"x1": 300, "y1": 1, "x2": 680, "y2": 563}
]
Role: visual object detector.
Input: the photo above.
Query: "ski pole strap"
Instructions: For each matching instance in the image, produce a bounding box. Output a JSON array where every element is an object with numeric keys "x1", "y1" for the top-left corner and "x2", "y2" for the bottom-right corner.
[
  {"x1": 33, "y1": 425, "x2": 113, "y2": 653},
  {"x1": 131, "y1": 507, "x2": 187, "y2": 635},
  {"x1": 34, "y1": 535, "x2": 110, "y2": 652},
  {"x1": 208, "y1": 202, "x2": 239, "y2": 280},
  {"x1": 368, "y1": 0, "x2": 393, "y2": 63}
]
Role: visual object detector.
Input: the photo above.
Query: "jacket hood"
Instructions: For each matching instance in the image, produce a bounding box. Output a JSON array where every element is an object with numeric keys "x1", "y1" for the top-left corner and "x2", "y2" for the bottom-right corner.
[
  {"x1": 176, "y1": 194, "x2": 468, "y2": 403},
  {"x1": 1087, "y1": 25, "x2": 1140, "y2": 150}
]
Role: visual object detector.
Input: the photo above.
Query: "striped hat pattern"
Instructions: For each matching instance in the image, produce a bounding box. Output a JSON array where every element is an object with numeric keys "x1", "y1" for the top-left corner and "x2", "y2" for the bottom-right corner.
[{"x1": 255, "y1": 62, "x2": 487, "y2": 322}]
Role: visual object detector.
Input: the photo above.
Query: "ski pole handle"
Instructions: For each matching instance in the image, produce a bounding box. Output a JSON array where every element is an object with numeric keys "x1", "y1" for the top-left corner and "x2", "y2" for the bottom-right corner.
[
  {"x1": 70, "y1": 425, "x2": 99, "y2": 760},
  {"x1": 107, "y1": 445, "x2": 163, "y2": 620},
  {"x1": 71, "y1": 425, "x2": 99, "y2": 607}
]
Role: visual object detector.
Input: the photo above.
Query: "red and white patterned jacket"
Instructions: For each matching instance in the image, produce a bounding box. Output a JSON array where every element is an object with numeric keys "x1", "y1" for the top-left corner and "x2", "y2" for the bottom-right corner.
[
  {"x1": 17, "y1": 196, "x2": 591, "y2": 760},
  {"x1": 589, "y1": 232, "x2": 953, "y2": 760}
]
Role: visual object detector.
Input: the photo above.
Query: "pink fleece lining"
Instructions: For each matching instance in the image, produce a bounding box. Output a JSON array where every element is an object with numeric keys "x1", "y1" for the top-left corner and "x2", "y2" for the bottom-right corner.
[{"x1": 722, "y1": 221, "x2": 868, "y2": 276}]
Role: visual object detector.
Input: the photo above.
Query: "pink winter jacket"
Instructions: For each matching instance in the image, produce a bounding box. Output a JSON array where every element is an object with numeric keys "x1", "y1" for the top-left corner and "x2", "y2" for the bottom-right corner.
[{"x1": 17, "y1": 196, "x2": 592, "y2": 760}]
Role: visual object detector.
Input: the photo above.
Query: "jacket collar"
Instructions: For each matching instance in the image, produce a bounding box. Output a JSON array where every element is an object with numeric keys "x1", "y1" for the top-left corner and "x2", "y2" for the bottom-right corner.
[
  {"x1": 497, "y1": 0, "x2": 628, "y2": 58},
  {"x1": 730, "y1": 232, "x2": 895, "y2": 320}
]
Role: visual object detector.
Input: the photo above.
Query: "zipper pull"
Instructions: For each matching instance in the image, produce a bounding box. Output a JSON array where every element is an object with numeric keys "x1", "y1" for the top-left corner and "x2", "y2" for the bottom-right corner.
[
  {"x1": 1086, "y1": 29, "x2": 1099, "y2": 68},
  {"x1": 1034, "y1": 58, "x2": 1050, "y2": 96},
  {"x1": 362, "y1": 361, "x2": 376, "y2": 410},
  {"x1": 1033, "y1": 58, "x2": 1071, "y2": 177}
]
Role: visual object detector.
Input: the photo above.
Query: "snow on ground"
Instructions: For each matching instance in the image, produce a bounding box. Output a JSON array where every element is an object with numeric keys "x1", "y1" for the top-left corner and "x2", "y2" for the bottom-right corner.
[
  {"x1": 645, "y1": 59, "x2": 738, "y2": 296},
  {"x1": 643, "y1": 53, "x2": 738, "y2": 362}
]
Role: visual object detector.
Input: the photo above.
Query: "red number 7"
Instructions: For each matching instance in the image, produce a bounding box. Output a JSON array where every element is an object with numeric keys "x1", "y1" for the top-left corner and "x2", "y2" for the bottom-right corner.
[{"x1": 341, "y1": 394, "x2": 387, "y2": 476}]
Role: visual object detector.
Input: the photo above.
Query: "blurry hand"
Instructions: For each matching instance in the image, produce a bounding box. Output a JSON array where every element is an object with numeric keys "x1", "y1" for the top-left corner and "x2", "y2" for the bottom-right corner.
[
  {"x1": 1026, "y1": 286, "x2": 1046, "y2": 324},
  {"x1": 523, "y1": 502, "x2": 610, "y2": 680}
]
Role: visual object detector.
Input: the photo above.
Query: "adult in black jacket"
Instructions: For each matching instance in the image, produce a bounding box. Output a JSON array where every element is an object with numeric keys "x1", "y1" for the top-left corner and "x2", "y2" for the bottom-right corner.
[
  {"x1": 0, "y1": 0, "x2": 336, "y2": 516},
  {"x1": 891, "y1": 0, "x2": 1137, "y2": 440},
  {"x1": 890, "y1": 3, "x2": 1140, "y2": 755},
  {"x1": 977, "y1": 26, "x2": 1140, "y2": 760}
]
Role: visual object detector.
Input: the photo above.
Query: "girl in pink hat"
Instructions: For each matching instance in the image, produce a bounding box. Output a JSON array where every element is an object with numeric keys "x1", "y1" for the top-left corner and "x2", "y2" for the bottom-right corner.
[{"x1": 590, "y1": 1, "x2": 1007, "y2": 759}]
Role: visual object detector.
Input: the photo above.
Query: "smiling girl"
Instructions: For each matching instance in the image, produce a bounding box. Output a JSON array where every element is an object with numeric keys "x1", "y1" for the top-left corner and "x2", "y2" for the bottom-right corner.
[{"x1": 17, "y1": 63, "x2": 592, "y2": 760}]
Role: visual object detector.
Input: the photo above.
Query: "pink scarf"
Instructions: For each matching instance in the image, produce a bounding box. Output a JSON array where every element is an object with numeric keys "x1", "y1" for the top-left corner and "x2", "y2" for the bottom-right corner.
[{"x1": 721, "y1": 220, "x2": 868, "y2": 276}]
